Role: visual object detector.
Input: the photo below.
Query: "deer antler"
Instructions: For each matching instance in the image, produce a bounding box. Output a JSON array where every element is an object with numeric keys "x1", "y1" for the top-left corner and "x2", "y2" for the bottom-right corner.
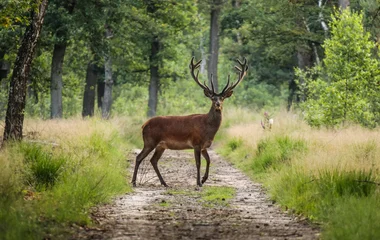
[
  {"x1": 189, "y1": 57, "x2": 214, "y2": 95},
  {"x1": 221, "y1": 58, "x2": 248, "y2": 95}
]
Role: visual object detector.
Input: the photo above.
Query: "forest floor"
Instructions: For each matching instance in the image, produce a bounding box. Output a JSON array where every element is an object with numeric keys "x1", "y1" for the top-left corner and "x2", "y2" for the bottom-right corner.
[{"x1": 74, "y1": 149, "x2": 320, "y2": 240}]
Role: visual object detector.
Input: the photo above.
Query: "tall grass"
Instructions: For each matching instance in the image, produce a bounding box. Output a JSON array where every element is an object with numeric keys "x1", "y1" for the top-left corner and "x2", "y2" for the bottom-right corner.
[
  {"x1": 219, "y1": 108, "x2": 380, "y2": 239},
  {"x1": 0, "y1": 117, "x2": 134, "y2": 239}
]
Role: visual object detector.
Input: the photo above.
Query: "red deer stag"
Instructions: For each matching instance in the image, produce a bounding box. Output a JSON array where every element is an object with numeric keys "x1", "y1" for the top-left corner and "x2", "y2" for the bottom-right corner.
[{"x1": 132, "y1": 57, "x2": 248, "y2": 187}]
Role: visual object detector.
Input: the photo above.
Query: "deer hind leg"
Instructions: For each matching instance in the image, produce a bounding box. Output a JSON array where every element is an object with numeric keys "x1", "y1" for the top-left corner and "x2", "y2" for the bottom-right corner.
[
  {"x1": 201, "y1": 149, "x2": 210, "y2": 184},
  {"x1": 194, "y1": 148, "x2": 202, "y2": 187},
  {"x1": 131, "y1": 146, "x2": 154, "y2": 187},
  {"x1": 150, "y1": 147, "x2": 168, "y2": 187}
]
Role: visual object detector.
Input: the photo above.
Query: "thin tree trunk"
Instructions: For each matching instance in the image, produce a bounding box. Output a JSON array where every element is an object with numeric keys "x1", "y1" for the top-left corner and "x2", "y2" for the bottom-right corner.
[
  {"x1": 82, "y1": 61, "x2": 97, "y2": 117},
  {"x1": 339, "y1": 0, "x2": 350, "y2": 10},
  {"x1": 198, "y1": 14, "x2": 207, "y2": 74},
  {"x1": 50, "y1": 43, "x2": 66, "y2": 118},
  {"x1": 3, "y1": 0, "x2": 48, "y2": 142},
  {"x1": 102, "y1": 28, "x2": 113, "y2": 119},
  {"x1": 147, "y1": 36, "x2": 160, "y2": 118},
  {"x1": 287, "y1": 46, "x2": 313, "y2": 111},
  {"x1": 233, "y1": 0, "x2": 242, "y2": 46},
  {"x1": 49, "y1": 0, "x2": 76, "y2": 119},
  {"x1": 303, "y1": 18, "x2": 320, "y2": 65},
  {"x1": 97, "y1": 81, "x2": 104, "y2": 110},
  {"x1": 296, "y1": 47, "x2": 313, "y2": 102},
  {"x1": 0, "y1": 51, "x2": 10, "y2": 119},
  {"x1": 208, "y1": 0, "x2": 222, "y2": 92},
  {"x1": 318, "y1": 0, "x2": 329, "y2": 37},
  {"x1": 0, "y1": 51, "x2": 10, "y2": 82}
]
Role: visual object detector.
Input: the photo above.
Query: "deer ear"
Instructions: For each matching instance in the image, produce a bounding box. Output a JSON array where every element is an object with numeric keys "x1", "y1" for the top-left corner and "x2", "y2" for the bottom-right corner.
[
  {"x1": 204, "y1": 89, "x2": 213, "y2": 98},
  {"x1": 224, "y1": 90, "x2": 234, "y2": 98}
]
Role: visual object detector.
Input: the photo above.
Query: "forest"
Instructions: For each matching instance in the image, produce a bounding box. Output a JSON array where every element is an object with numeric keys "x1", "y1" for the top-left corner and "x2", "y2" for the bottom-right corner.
[
  {"x1": 0, "y1": 0, "x2": 378, "y2": 132},
  {"x1": 0, "y1": 0, "x2": 380, "y2": 239}
]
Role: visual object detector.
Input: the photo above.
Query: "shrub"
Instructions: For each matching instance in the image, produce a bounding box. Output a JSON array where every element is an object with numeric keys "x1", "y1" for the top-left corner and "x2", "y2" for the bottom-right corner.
[
  {"x1": 297, "y1": 10, "x2": 380, "y2": 128},
  {"x1": 21, "y1": 143, "x2": 66, "y2": 190},
  {"x1": 253, "y1": 136, "x2": 306, "y2": 173},
  {"x1": 227, "y1": 137, "x2": 243, "y2": 151}
]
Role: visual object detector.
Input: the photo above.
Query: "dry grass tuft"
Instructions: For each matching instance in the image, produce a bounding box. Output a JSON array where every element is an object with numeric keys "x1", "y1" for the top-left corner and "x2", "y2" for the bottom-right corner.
[{"x1": 224, "y1": 109, "x2": 380, "y2": 175}]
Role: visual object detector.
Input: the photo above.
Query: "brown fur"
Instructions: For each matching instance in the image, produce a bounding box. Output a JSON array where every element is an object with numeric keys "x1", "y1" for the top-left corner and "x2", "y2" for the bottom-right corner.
[{"x1": 131, "y1": 57, "x2": 247, "y2": 187}]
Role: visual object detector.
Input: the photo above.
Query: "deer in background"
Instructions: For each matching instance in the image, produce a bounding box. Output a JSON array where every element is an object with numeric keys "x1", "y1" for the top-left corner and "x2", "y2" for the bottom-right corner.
[{"x1": 132, "y1": 57, "x2": 248, "y2": 187}]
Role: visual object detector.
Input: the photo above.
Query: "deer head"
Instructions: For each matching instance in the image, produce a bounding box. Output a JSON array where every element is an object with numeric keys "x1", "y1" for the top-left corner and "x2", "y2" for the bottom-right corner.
[{"x1": 189, "y1": 57, "x2": 248, "y2": 111}]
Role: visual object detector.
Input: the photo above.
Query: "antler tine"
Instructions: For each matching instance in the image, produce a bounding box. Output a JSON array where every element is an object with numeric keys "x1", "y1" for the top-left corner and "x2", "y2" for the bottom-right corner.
[
  {"x1": 221, "y1": 57, "x2": 248, "y2": 95},
  {"x1": 190, "y1": 56, "x2": 202, "y2": 69},
  {"x1": 221, "y1": 74, "x2": 231, "y2": 94},
  {"x1": 189, "y1": 57, "x2": 213, "y2": 93}
]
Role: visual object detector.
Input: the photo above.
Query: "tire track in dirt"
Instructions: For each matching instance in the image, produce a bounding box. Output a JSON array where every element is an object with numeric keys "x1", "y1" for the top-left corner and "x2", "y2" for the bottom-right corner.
[{"x1": 74, "y1": 149, "x2": 320, "y2": 239}]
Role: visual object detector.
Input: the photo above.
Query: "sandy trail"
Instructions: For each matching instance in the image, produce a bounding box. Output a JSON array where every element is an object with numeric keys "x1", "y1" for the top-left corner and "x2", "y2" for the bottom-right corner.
[{"x1": 75, "y1": 149, "x2": 319, "y2": 239}]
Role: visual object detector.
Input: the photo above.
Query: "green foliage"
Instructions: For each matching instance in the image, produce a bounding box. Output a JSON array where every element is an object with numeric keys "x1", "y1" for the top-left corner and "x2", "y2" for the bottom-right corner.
[
  {"x1": 317, "y1": 169, "x2": 376, "y2": 198},
  {"x1": 227, "y1": 137, "x2": 243, "y2": 151},
  {"x1": 21, "y1": 143, "x2": 66, "y2": 190},
  {"x1": 218, "y1": 121, "x2": 380, "y2": 239},
  {"x1": 200, "y1": 186, "x2": 236, "y2": 207},
  {"x1": 253, "y1": 136, "x2": 306, "y2": 173},
  {"x1": 231, "y1": 80, "x2": 288, "y2": 111},
  {"x1": 267, "y1": 168, "x2": 378, "y2": 224},
  {"x1": 322, "y1": 195, "x2": 380, "y2": 240},
  {"x1": 0, "y1": 0, "x2": 36, "y2": 28},
  {"x1": 222, "y1": 0, "x2": 330, "y2": 88},
  {"x1": 0, "y1": 120, "x2": 132, "y2": 239},
  {"x1": 166, "y1": 186, "x2": 236, "y2": 207},
  {"x1": 298, "y1": 10, "x2": 380, "y2": 128}
]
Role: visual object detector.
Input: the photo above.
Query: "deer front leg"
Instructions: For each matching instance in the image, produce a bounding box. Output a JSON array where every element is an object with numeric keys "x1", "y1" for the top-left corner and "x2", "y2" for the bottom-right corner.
[
  {"x1": 132, "y1": 146, "x2": 154, "y2": 187},
  {"x1": 150, "y1": 147, "x2": 168, "y2": 187},
  {"x1": 194, "y1": 148, "x2": 202, "y2": 187},
  {"x1": 201, "y1": 149, "x2": 210, "y2": 184}
]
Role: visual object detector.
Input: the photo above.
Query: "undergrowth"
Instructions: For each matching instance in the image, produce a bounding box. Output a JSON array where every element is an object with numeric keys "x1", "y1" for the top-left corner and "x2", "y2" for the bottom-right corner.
[
  {"x1": 218, "y1": 110, "x2": 380, "y2": 239},
  {"x1": 0, "y1": 118, "x2": 133, "y2": 239}
]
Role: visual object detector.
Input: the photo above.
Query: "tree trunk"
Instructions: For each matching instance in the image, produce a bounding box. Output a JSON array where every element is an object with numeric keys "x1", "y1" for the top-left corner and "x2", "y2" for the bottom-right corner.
[
  {"x1": 208, "y1": 0, "x2": 222, "y2": 92},
  {"x1": 233, "y1": 0, "x2": 242, "y2": 46},
  {"x1": 97, "y1": 81, "x2": 104, "y2": 110},
  {"x1": 3, "y1": 0, "x2": 48, "y2": 142},
  {"x1": 339, "y1": 0, "x2": 350, "y2": 10},
  {"x1": 287, "y1": 46, "x2": 313, "y2": 111},
  {"x1": 101, "y1": 27, "x2": 113, "y2": 119},
  {"x1": 102, "y1": 54, "x2": 113, "y2": 119},
  {"x1": 82, "y1": 61, "x2": 97, "y2": 117},
  {"x1": 0, "y1": 51, "x2": 10, "y2": 119},
  {"x1": 199, "y1": 27, "x2": 207, "y2": 74},
  {"x1": 147, "y1": 36, "x2": 160, "y2": 118},
  {"x1": 318, "y1": 0, "x2": 329, "y2": 37},
  {"x1": 50, "y1": 43, "x2": 66, "y2": 118},
  {"x1": 49, "y1": 1, "x2": 76, "y2": 119},
  {"x1": 0, "y1": 51, "x2": 10, "y2": 82}
]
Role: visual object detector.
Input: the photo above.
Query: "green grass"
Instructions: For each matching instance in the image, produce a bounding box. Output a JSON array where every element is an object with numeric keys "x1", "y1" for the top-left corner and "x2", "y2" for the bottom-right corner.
[
  {"x1": 218, "y1": 128, "x2": 380, "y2": 239},
  {"x1": 21, "y1": 143, "x2": 67, "y2": 191},
  {"x1": 200, "y1": 186, "x2": 236, "y2": 207},
  {"x1": 0, "y1": 119, "x2": 133, "y2": 239},
  {"x1": 323, "y1": 195, "x2": 380, "y2": 239},
  {"x1": 166, "y1": 186, "x2": 236, "y2": 207},
  {"x1": 253, "y1": 136, "x2": 306, "y2": 173},
  {"x1": 158, "y1": 200, "x2": 171, "y2": 207}
]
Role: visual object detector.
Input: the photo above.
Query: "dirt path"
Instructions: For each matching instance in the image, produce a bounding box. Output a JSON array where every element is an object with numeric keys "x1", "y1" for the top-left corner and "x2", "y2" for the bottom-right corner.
[{"x1": 74, "y1": 149, "x2": 320, "y2": 239}]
